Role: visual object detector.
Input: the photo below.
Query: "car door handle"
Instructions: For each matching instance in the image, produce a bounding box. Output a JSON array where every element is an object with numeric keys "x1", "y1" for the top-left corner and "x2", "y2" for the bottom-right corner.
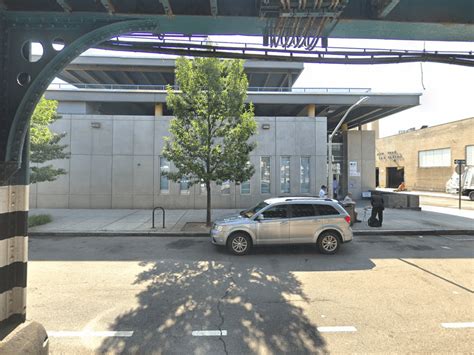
[{"x1": 280, "y1": 221, "x2": 289, "y2": 225}]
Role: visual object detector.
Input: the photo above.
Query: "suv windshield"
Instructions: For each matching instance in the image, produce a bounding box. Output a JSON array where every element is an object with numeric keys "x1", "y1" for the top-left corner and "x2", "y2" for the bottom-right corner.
[{"x1": 240, "y1": 202, "x2": 269, "y2": 218}]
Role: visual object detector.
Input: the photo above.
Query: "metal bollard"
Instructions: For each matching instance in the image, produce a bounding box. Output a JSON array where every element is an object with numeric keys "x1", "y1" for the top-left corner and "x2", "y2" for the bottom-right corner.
[{"x1": 152, "y1": 207, "x2": 165, "y2": 229}]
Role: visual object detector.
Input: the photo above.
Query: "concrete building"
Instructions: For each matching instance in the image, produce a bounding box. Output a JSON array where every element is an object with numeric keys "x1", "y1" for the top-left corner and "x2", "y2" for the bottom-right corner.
[
  {"x1": 31, "y1": 56, "x2": 420, "y2": 209},
  {"x1": 376, "y1": 117, "x2": 474, "y2": 192}
]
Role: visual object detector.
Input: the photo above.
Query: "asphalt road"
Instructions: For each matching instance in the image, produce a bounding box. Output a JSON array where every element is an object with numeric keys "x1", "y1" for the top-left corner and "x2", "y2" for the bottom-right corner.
[{"x1": 28, "y1": 235, "x2": 474, "y2": 354}]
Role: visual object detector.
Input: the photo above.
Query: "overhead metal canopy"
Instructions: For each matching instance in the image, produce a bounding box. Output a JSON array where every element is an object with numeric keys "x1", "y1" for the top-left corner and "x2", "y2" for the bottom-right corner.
[
  {"x1": 54, "y1": 56, "x2": 304, "y2": 88},
  {"x1": 46, "y1": 84, "x2": 420, "y2": 131}
]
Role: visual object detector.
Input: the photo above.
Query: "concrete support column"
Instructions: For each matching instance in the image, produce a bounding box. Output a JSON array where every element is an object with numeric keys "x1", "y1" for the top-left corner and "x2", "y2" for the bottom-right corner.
[
  {"x1": 0, "y1": 137, "x2": 29, "y2": 336},
  {"x1": 307, "y1": 104, "x2": 316, "y2": 117},
  {"x1": 155, "y1": 103, "x2": 163, "y2": 117}
]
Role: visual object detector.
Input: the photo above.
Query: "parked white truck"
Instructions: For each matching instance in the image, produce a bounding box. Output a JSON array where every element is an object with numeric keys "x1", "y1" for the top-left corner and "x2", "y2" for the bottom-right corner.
[{"x1": 446, "y1": 166, "x2": 474, "y2": 200}]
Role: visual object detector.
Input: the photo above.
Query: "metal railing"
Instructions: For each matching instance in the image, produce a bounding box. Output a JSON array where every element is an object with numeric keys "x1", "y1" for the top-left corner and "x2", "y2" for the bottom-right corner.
[
  {"x1": 152, "y1": 207, "x2": 165, "y2": 229},
  {"x1": 47, "y1": 82, "x2": 371, "y2": 94}
]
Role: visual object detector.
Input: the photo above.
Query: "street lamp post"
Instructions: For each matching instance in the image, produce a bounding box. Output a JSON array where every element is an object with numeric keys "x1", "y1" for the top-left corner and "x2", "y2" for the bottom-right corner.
[{"x1": 328, "y1": 96, "x2": 369, "y2": 199}]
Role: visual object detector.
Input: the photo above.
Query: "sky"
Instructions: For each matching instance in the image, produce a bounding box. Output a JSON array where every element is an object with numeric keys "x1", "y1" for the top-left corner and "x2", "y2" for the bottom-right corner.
[
  {"x1": 44, "y1": 36, "x2": 474, "y2": 138},
  {"x1": 290, "y1": 38, "x2": 474, "y2": 137}
]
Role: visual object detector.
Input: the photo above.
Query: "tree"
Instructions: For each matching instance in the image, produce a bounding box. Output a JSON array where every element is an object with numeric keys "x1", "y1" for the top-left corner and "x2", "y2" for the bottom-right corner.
[
  {"x1": 163, "y1": 57, "x2": 257, "y2": 225},
  {"x1": 30, "y1": 97, "x2": 69, "y2": 183}
]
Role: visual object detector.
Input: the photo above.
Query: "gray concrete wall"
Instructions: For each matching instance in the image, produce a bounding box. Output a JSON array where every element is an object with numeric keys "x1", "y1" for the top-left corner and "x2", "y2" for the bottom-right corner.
[
  {"x1": 344, "y1": 130, "x2": 376, "y2": 199},
  {"x1": 30, "y1": 115, "x2": 328, "y2": 209}
]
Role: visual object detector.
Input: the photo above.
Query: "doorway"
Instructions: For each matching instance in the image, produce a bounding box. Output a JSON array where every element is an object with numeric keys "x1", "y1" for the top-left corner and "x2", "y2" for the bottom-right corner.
[{"x1": 386, "y1": 167, "x2": 404, "y2": 188}]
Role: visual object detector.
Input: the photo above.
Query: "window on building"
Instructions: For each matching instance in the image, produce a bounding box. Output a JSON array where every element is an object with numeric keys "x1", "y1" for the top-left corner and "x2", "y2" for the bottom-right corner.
[
  {"x1": 291, "y1": 204, "x2": 316, "y2": 218},
  {"x1": 180, "y1": 176, "x2": 190, "y2": 194},
  {"x1": 300, "y1": 157, "x2": 310, "y2": 193},
  {"x1": 260, "y1": 156, "x2": 271, "y2": 194},
  {"x1": 280, "y1": 156, "x2": 291, "y2": 193},
  {"x1": 240, "y1": 161, "x2": 251, "y2": 195},
  {"x1": 467, "y1": 145, "x2": 474, "y2": 166},
  {"x1": 160, "y1": 157, "x2": 170, "y2": 192},
  {"x1": 419, "y1": 148, "x2": 451, "y2": 168},
  {"x1": 240, "y1": 181, "x2": 250, "y2": 195},
  {"x1": 221, "y1": 180, "x2": 231, "y2": 195}
]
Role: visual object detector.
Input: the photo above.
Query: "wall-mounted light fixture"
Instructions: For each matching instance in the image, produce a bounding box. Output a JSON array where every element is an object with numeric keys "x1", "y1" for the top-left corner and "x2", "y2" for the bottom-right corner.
[
  {"x1": 91, "y1": 122, "x2": 101, "y2": 129},
  {"x1": 261, "y1": 123, "x2": 271, "y2": 130}
]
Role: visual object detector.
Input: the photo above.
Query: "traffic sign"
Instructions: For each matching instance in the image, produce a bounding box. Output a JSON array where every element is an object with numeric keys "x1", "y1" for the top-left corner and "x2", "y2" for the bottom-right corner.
[{"x1": 454, "y1": 159, "x2": 466, "y2": 164}]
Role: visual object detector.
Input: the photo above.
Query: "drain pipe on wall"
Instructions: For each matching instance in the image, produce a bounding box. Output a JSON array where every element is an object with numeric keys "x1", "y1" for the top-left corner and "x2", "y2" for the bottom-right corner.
[{"x1": 328, "y1": 96, "x2": 369, "y2": 199}]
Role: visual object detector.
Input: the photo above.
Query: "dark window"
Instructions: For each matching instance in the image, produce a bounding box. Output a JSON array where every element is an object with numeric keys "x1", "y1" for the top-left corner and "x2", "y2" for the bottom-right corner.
[
  {"x1": 314, "y1": 204, "x2": 340, "y2": 216},
  {"x1": 261, "y1": 205, "x2": 289, "y2": 219},
  {"x1": 291, "y1": 204, "x2": 316, "y2": 218}
]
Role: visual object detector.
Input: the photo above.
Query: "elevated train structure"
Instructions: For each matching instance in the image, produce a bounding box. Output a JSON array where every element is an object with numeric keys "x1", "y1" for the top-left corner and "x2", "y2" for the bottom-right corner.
[{"x1": 0, "y1": 0, "x2": 473, "y2": 341}]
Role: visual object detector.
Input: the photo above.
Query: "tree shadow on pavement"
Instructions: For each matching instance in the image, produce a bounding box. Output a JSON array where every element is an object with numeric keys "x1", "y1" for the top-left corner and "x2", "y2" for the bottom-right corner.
[{"x1": 99, "y1": 259, "x2": 328, "y2": 354}]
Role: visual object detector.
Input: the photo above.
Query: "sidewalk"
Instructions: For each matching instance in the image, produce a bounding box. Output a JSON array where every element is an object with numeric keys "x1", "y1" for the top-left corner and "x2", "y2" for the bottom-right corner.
[
  {"x1": 29, "y1": 205, "x2": 474, "y2": 237},
  {"x1": 377, "y1": 187, "x2": 471, "y2": 201}
]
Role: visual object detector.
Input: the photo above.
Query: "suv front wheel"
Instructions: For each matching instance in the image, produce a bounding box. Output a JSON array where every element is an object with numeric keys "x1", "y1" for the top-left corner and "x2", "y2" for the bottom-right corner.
[
  {"x1": 227, "y1": 232, "x2": 251, "y2": 255},
  {"x1": 317, "y1": 231, "x2": 340, "y2": 254}
]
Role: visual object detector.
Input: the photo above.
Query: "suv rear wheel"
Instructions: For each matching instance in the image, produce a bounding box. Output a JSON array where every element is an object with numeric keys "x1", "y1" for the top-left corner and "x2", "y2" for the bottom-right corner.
[
  {"x1": 227, "y1": 232, "x2": 251, "y2": 255},
  {"x1": 317, "y1": 231, "x2": 340, "y2": 254}
]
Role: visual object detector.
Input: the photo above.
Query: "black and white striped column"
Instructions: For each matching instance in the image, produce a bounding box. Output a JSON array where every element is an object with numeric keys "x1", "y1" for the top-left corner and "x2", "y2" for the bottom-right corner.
[
  {"x1": 0, "y1": 183, "x2": 28, "y2": 329},
  {"x1": 0, "y1": 135, "x2": 30, "y2": 331}
]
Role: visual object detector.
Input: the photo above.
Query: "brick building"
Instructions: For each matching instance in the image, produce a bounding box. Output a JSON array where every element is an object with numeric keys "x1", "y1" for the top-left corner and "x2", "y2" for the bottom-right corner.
[{"x1": 376, "y1": 117, "x2": 474, "y2": 192}]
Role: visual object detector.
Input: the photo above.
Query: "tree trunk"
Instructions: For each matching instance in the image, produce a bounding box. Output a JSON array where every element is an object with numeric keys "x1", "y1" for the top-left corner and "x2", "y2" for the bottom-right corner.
[{"x1": 206, "y1": 181, "x2": 212, "y2": 226}]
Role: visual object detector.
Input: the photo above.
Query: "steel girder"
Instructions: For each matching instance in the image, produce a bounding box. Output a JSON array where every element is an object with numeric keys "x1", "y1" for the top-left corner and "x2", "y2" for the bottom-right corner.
[{"x1": 0, "y1": 15, "x2": 161, "y2": 184}]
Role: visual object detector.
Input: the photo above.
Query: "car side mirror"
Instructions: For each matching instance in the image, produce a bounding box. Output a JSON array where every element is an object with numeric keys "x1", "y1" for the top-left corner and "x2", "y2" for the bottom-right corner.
[{"x1": 256, "y1": 214, "x2": 264, "y2": 221}]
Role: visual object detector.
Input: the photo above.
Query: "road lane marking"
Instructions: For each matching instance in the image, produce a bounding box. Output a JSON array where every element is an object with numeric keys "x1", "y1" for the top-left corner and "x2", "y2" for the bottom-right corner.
[
  {"x1": 48, "y1": 331, "x2": 134, "y2": 337},
  {"x1": 441, "y1": 322, "x2": 474, "y2": 329},
  {"x1": 192, "y1": 330, "x2": 227, "y2": 336},
  {"x1": 441, "y1": 236, "x2": 474, "y2": 242},
  {"x1": 317, "y1": 326, "x2": 357, "y2": 333}
]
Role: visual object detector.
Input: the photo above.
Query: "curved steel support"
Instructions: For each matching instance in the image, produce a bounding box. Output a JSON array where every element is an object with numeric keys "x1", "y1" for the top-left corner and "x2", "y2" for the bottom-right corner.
[{"x1": 5, "y1": 18, "x2": 161, "y2": 173}]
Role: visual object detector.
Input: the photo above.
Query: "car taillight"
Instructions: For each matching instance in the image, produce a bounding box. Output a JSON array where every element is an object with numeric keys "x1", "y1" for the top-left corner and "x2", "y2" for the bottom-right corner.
[{"x1": 344, "y1": 215, "x2": 351, "y2": 224}]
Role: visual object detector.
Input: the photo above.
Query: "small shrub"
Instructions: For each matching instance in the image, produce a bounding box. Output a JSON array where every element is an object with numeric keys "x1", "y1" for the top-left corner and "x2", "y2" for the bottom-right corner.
[{"x1": 28, "y1": 214, "x2": 52, "y2": 227}]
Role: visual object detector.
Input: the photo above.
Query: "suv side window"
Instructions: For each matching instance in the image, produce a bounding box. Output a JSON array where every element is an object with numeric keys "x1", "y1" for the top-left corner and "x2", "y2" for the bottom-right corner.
[
  {"x1": 291, "y1": 204, "x2": 316, "y2": 218},
  {"x1": 313, "y1": 204, "x2": 340, "y2": 216},
  {"x1": 261, "y1": 204, "x2": 289, "y2": 219}
]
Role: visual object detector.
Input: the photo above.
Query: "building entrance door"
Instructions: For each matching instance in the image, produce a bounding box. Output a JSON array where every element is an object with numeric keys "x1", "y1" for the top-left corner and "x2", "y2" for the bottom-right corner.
[{"x1": 386, "y1": 167, "x2": 404, "y2": 188}]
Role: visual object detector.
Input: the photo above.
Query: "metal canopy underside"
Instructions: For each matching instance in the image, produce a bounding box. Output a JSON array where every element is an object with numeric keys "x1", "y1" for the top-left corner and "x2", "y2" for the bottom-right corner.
[
  {"x1": 56, "y1": 56, "x2": 303, "y2": 88},
  {"x1": 46, "y1": 85, "x2": 420, "y2": 131}
]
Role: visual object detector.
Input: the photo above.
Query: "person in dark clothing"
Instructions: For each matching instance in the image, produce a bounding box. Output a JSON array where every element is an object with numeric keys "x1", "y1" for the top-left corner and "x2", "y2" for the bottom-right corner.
[{"x1": 370, "y1": 192, "x2": 385, "y2": 227}]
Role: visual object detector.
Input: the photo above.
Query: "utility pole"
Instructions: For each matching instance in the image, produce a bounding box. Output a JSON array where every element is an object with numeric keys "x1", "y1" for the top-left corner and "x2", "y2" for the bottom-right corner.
[
  {"x1": 454, "y1": 159, "x2": 465, "y2": 209},
  {"x1": 328, "y1": 96, "x2": 369, "y2": 199}
]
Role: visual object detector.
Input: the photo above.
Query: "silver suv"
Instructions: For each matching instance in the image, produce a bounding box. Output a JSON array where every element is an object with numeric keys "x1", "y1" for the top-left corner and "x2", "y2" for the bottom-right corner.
[{"x1": 211, "y1": 197, "x2": 353, "y2": 255}]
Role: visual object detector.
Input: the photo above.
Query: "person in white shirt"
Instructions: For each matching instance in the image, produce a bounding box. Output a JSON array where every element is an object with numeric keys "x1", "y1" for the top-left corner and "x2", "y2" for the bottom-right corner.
[{"x1": 319, "y1": 185, "x2": 327, "y2": 198}]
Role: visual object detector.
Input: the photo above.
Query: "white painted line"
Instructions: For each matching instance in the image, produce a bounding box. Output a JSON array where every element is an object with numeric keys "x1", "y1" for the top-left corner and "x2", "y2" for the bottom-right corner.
[
  {"x1": 441, "y1": 246, "x2": 452, "y2": 250},
  {"x1": 441, "y1": 322, "x2": 474, "y2": 329},
  {"x1": 48, "y1": 331, "x2": 134, "y2": 337},
  {"x1": 442, "y1": 236, "x2": 474, "y2": 242},
  {"x1": 192, "y1": 330, "x2": 227, "y2": 336},
  {"x1": 317, "y1": 326, "x2": 357, "y2": 333}
]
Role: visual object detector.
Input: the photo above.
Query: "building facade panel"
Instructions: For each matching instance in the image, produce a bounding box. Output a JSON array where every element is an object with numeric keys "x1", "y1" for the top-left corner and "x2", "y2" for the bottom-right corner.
[{"x1": 30, "y1": 114, "x2": 328, "y2": 209}]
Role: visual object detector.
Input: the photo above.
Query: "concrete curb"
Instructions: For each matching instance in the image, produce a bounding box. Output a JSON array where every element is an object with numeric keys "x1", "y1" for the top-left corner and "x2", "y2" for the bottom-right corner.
[
  {"x1": 0, "y1": 321, "x2": 48, "y2": 354},
  {"x1": 29, "y1": 229, "x2": 474, "y2": 238}
]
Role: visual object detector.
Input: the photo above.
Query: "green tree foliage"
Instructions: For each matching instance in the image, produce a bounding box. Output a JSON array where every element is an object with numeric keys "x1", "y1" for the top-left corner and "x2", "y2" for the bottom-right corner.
[
  {"x1": 30, "y1": 97, "x2": 69, "y2": 183},
  {"x1": 164, "y1": 57, "x2": 257, "y2": 225}
]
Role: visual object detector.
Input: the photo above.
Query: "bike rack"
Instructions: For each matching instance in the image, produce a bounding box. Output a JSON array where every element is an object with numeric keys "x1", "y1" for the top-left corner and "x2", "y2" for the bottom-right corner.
[{"x1": 152, "y1": 207, "x2": 165, "y2": 229}]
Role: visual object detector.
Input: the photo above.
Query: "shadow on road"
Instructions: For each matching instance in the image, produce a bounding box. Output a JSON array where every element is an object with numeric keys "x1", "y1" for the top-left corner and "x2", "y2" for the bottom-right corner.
[{"x1": 98, "y1": 259, "x2": 328, "y2": 354}]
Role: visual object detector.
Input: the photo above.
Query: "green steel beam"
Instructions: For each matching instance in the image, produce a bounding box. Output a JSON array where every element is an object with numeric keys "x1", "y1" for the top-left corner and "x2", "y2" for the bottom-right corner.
[{"x1": 4, "y1": 11, "x2": 473, "y2": 42}]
